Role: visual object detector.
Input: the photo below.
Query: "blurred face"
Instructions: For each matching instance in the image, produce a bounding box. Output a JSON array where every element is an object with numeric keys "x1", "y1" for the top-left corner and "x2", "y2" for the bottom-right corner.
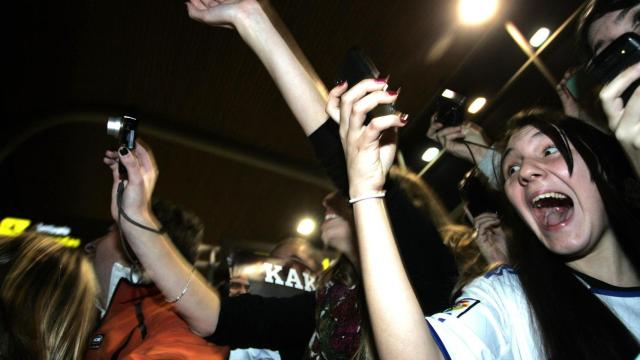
[
  {"x1": 320, "y1": 192, "x2": 353, "y2": 253},
  {"x1": 83, "y1": 226, "x2": 128, "y2": 297},
  {"x1": 588, "y1": 4, "x2": 640, "y2": 55},
  {"x1": 501, "y1": 126, "x2": 608, "y2": 258},
  {"x1": 228, "y1": 276, "x2": 250, "y2": 297},
  {"x1": 270, "y1": 242, "x2": 319, "y2": 272}
]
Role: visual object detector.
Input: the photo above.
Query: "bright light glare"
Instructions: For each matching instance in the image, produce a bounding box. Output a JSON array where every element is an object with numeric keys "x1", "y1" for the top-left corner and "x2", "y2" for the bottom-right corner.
[
  {"x1": 441, "y1": 89, "x2": 456, "y2": 99},
  {"x1": 322, "y1": 257, "x2": 331, "y2": 270},
  {"x1": 296, "y1": 218, "x2": 316, "y2": 236},
  {"x1": 422, "y1": 147, "x2": 440, "y2": 162},
  {"x1": 458, "y1": 0, "x2": 498, "y2": 25},
  {"x1": 529, "y1": 27, "x2": 550, "y2": 48},
  {"x1": 467, "y1": 97, "x2": 487, "y2": 114}
]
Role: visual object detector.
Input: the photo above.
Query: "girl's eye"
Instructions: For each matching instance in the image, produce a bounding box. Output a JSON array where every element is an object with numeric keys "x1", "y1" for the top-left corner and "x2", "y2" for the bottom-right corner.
[
  {"x1": 543, "y1": 146, "x2": 558, "y2": 156},
  {"x1": 506, "y1": 164, "x2": 520, "y2": 177}
]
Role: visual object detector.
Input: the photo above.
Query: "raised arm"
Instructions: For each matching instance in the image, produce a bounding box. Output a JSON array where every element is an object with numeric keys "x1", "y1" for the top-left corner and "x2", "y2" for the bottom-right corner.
[
  {"x1": 336, "y1": 79, "x2": 443, "y2": 360},
  {"x1": 104, "y1": 144, "x2": 221, "y2": 337},
  {"x1": 186, "y1": 0, "x2": 328, "y2": 135}
]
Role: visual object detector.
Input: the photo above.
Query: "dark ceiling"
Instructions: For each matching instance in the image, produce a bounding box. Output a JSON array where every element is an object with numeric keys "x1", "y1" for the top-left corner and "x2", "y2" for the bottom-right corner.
[{"x1": 1, "y1": 0, "x2": 587, "y2": 250}]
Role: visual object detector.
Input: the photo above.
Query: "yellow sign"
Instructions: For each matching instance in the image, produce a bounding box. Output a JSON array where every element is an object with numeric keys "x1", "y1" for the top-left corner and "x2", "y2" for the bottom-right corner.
[
  {"x1": 57, "y1": 236, "x2": 81, "y2": 248},
  {"x1": 0, "y1": 217, "x2": 32, "y2": 236},
  {"x1": 0, "y1": 217, "x2": 80, "y2": 248}
]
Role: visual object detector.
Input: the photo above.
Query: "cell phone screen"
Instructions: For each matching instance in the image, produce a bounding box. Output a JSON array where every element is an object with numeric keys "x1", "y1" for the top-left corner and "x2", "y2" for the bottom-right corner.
[{"x1": 565, "y1": 72, "x2": 581, "y2": 100}]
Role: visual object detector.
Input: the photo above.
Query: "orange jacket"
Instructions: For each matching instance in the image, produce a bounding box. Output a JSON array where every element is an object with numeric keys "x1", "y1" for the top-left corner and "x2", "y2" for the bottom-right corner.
[{"x1": 85, "y1": 279, "x2": 229, "y2": 360}]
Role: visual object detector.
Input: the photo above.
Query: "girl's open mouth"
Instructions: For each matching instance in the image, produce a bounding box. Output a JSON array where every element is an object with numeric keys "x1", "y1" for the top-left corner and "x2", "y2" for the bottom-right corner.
[{"x1": 531, "y1": 192, "x2": 574, "y2": 230}]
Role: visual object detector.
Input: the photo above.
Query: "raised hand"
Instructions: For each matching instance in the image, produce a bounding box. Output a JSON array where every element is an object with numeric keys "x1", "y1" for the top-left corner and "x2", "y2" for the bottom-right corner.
[
  {"x1": 325, "y1": 81, "x2": 348, "y2": 123},
  {"x1": 426, "y1": 120, "x2": 490, "y2": 164},
  {"x1": 599, "y1": 62, "x2": 640, "y2": 177},
  {"x1": 103, "y1": 141, "x2": 159, "y2": 222},
  {"x1": 185, "y1": 0, "x2": 261, "y2": 29},
  {"x1": 333, "y1": 79, "x2": 407, "y2": 199},
  {"x1": 556, "y1": 68, "x2": 583, "y2": 119},
  {"x1": 473, "y1": 212, "x2": 508, "y2": 265}
]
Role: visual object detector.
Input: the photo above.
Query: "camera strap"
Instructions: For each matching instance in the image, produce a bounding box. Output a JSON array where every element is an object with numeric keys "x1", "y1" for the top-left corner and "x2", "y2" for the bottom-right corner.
[{"x1": 115, "y1": 181, "x2": 166, "y2": 273}]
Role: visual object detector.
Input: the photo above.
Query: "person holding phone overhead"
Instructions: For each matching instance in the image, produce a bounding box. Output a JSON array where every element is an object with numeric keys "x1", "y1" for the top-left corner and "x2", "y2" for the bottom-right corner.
[
  {"x1": 556, "y1": 0, "x2": 640, "y2": 178},
  {"x1": 338, "y1": 68, "x2": 640, "y2": 358}
]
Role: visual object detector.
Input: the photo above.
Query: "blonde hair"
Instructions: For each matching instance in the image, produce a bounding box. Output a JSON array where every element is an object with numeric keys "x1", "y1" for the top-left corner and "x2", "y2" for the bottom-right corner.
[{"x1": 0, "y1": 234, "x2": 98, "y2": 359}]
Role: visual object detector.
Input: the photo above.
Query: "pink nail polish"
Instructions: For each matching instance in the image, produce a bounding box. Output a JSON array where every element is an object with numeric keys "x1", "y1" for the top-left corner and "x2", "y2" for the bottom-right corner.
[{"x1": 400, "y1": 114, "x2": 409, "y2": 123}]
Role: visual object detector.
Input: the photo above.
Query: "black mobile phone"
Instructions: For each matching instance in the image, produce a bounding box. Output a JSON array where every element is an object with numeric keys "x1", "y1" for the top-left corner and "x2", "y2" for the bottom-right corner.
[
  {"x1": 338, "y1": 48, "x2": 395, "y2": 124},
  {"x1": 432, "y1": 90, "x2": 466, "y2": 128},
  {"x1": 586, "y1": 32, "x2": 640, "y2": 103}
]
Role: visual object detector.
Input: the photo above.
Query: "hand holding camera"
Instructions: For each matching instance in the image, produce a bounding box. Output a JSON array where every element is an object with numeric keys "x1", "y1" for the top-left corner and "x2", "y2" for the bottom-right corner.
[
  {"x1": 103, "y1": 142, "x2": 158, "y2": 225},
  {"x1": 427, "y1": 116, "x2": 490, "y2": 165},
  {"x1": 104, "y1": 116, "x2": 158, "y2": 225},
  {"x1": 107, "y1": 116, "x2": 138, "y2": 180}
]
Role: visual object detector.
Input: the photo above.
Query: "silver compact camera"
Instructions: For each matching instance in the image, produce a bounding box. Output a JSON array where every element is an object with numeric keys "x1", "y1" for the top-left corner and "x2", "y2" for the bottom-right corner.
[{"x1": 107, "y1": 115, "x2": 138, "y2": 149}]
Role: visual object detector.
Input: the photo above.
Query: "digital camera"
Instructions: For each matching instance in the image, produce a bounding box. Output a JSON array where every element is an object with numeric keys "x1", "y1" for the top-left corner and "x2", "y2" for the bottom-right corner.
[{"x1": 107, "y1": 115, "x2": 138, "y2": 149}]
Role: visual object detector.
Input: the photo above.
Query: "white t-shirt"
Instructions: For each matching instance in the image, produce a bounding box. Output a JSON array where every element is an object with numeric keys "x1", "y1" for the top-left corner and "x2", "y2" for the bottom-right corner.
[
  {"x1": 427, "y1": 266, "x2": 640, "y2": 359},
  {"x1": 229, "y1": 348, "x2": 281, "y2": 360}
]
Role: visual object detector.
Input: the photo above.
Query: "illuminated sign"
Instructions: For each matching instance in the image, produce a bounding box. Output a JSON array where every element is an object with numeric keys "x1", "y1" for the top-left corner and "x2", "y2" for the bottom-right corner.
[
  {"x1": 0, "y1": 217, "x2": 81, "y2": 248},
  {"x1": 0, "y1": 217, "x2": 32, "y2": 236}
]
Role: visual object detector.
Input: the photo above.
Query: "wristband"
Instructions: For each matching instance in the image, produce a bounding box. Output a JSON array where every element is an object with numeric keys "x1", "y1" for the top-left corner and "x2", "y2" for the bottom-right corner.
[{"x1": 349, "y1": 191, "x2": 386, "y2": 204}]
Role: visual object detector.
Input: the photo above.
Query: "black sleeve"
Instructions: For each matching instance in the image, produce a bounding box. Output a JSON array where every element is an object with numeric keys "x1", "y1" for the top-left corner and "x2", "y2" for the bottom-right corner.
[
  {"x1": 308, "y1": 119, "x2": 457, "y2": 314},
  {"x1": 206, "y1": 292, "x2": 316, "y2": 351},
  {"x1": 308, "y1": 119, "x2": 349, "y2": 197}
]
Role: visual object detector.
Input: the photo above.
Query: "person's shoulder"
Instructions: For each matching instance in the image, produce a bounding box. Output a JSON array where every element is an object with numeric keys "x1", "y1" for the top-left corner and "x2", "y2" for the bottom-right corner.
[
  {"x1": 462, "y1": 265, "x2": 522, "y2": 299},
  {"x1": 482, "y1": 264, "x2": 518, "y2": 280}
]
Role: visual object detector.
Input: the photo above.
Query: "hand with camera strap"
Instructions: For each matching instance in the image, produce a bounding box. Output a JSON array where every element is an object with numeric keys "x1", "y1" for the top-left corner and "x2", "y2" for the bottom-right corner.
[
  {"x1": 427, "y1": 120, "x2": 491, "y2": 166},
  {"x1": 103, "y1": 141, "x2": 221, "y2": 337}
]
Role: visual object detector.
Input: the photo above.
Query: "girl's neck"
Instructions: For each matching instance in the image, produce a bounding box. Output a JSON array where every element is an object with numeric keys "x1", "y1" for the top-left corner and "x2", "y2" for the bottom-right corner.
[{"x1": 567, "y1": 228, "x2": 639, "y2": 287}]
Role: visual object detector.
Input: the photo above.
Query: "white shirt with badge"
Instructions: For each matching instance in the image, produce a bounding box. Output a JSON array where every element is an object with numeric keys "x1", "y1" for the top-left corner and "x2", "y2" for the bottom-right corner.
[{"x1": 426, "y1": 266, "x2": 640, "y2": 359}]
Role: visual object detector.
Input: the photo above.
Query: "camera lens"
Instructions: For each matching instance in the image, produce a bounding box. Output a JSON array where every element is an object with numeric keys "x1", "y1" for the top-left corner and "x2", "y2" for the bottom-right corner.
[{"x1": 106, "y1": 116, "x2": 123, "y2": 137}]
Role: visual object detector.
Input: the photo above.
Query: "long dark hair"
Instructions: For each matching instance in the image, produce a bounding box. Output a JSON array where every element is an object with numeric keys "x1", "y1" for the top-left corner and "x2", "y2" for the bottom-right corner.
[{"x1": 496, "y1": 109, "x2": 640, "y2": 359}]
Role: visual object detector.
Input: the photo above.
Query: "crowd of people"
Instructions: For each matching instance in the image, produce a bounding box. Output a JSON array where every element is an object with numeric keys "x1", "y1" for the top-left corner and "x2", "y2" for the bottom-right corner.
[{"x1": 1, "y1": 0, "x2": 639, "y2": 358}]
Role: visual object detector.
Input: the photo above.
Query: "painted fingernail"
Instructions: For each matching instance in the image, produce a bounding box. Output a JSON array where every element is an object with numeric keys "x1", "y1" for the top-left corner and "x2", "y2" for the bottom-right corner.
[
  {"x1": 387, "y1": 90, "x2": 399, "y2": 96},
  {"x1": 400, "y1": 113, "x2": 409, "y2": 123},
  {"x1": 119, "y1": 148, "x2": 129, "y2": 156},
  {"x1": 375, "y1": 76, "x2": 388, "y2": 84},
  {"x1": 335, "y1": 80, "x2": 347, "y2": 86}
]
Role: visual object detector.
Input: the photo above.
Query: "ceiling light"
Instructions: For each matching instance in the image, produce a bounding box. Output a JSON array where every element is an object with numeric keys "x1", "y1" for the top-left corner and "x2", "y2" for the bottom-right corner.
[
  {"x1": 296, "y1": 218, "x2": 316, "y2": 236},
  {"x1": 529, "y1": 27, "x2": 550, "y2": 48},
  {"x1": 422, "y1": 147, "x2": 441, "y2": 162},
  {"x1": 458, "y1": 0, "x2": 499, "y2": 26},
  {"x1": 467, "y1": 97, "x2": 487, "y2": 114},
  {"x1": 441, "y1": 89, "x2": 456, "y2": 99}
]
